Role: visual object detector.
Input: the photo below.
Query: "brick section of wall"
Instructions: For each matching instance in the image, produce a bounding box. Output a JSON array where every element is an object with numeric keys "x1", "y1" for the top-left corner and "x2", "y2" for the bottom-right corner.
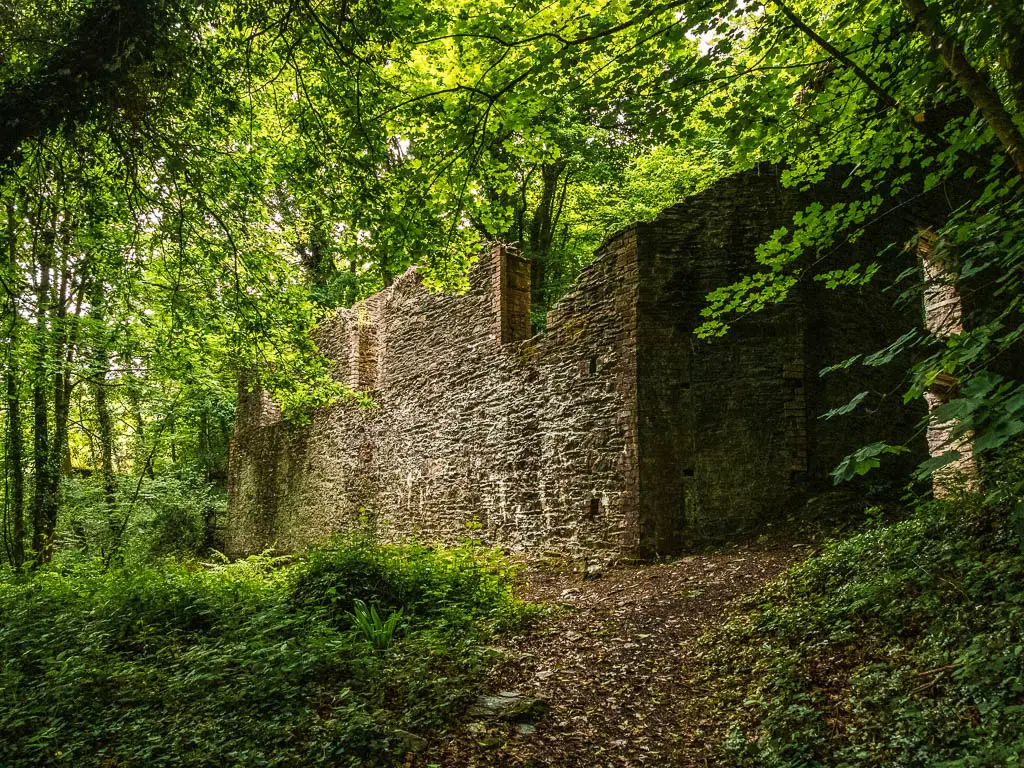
[
  {"x1": 917, "y1": 229, "x2": 979, "y2": 491},
  {"x1": 496, "y1": 246, "x2": 533, "y2": 344},
  {"x1": 226, "y1": 240, "x2": 641, "y2": 560}
]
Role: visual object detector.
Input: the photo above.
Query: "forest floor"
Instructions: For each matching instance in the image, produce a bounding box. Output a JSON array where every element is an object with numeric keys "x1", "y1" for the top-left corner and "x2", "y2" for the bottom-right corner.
[{"x1": 414, "y1": 542, "x2": 809, "y2": 768}]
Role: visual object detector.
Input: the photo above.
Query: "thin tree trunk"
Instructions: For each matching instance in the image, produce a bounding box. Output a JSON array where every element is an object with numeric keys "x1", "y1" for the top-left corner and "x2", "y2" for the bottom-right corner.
[
  {"x1": 346, "y1": 257, "x2": 358, "y2": 305},
  {"x1": 31, "y1": 240, "x2": 54, "y2": 564},
  {"x1": 41, "y1": 231, "x2": 81, "y2": 562},
  {"x1": 127, "y1": 379, "x2": 148, "y2": 475},
  {"x1": 30, "y1": 215, "x2": 82, "y2": 564},
  {"x1": 772, "y1": 0, "x2": 899, "y2": 110},
  {"x1": 6, "y1": 346, "x2": 25, "y2": 569},
  {"x1": 300, "y1": 217, "x2": 337, "y2": 294},
  {"x1": 901, "y1": 0, "x2": 1024, "y2": 176},
  {"x1": 5, "y1": 353, "x2": 25, "y2": 570},
  {"x1": 4, "y1": 202, "x2": 24, "y2": 567},
  {"x1": 89, "y1": 280, "x2": 116, "y2": 524},
  {"x1": 528, "y1": 162, "x2": 565, "y2": 309},
  {"x1": 198, "y1": 409, "x2": 209, "y2": 479},
  {"x1": 95, "y1": 378, "x2": 115, "y2": 507}
]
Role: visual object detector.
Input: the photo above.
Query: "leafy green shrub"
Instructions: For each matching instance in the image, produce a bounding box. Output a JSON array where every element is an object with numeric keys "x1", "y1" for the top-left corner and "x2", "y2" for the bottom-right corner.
[
  {"x1": 348, "y1": 598, "x2": 404, "y2": 650},
  {"x1": 0, "y1": 540, "x2": 529, "y2": 767},
  {"x1": 695, "y1": 495, "x2": 1024, "y2": 767},
  {"x1": 59, "y1": 473, "x2": 224, "y2": 565},
  {"x1": 292, "y1": 536, "x2": 524, "y2": 633}
]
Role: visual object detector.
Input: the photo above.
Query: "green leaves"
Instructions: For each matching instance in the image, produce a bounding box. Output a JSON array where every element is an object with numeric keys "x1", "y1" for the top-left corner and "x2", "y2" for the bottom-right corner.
[
  {"x1": 697, "y1": 271, "x2": 798, "y2": 338},
  {"x1": 832, "y1": 442, "x2": 910, "y2": 484},
  {"x1": 814, "y1": 262, "x2": 881, "y2": 289},
  {"x1": 0, "y1": 540, "x2": 531, "y2": 766},
  {"x1": 912, "y1": 450, "x2": 964, "y2": 481},
  {"x1": 821, "y1": 390, "x2": 870, "y2": 421},
  {"x1": 347, "y1": 599, "x2": 404, "y2": 650},
  {"x1": 925, "y1": 373, "x2": 1024, "y2": 459}
]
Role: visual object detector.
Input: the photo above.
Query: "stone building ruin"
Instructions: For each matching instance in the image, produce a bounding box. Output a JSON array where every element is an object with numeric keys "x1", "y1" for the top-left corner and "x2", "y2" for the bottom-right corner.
[{"x1": 226, "y1": 167, "x2": 926, "y2": 561}]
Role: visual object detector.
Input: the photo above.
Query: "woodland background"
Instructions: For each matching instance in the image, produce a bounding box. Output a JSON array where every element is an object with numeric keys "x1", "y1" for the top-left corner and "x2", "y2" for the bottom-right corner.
[{"x1": 1, "y1": 1, "x2": 1023, "y2": 765}]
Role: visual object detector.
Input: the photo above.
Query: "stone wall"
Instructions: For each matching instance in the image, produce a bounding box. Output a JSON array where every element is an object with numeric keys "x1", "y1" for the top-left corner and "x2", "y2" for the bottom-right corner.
[
  {"x1": 634, "y1": 172, "x2": 807, "y2": 548},
  {"x1": 226, "y1": 236, "x2": 642, "y2": 560},
  {"x1": 633, "y1": 170, "x2": 926, "y2": 546},
  {"x1": 226, "y1": 168, "x2": 927, "y2": 561}
]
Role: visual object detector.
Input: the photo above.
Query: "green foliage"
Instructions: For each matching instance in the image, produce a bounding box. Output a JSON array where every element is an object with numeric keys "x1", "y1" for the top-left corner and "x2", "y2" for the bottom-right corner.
[
  {"x1": 59, "y1": 473, "x2": 224, "y2": 564},
  {"x1": 0, "y1": 540, "x2": 530, "y2": 767},
  {"x1": 293, "y1": 536, "x2": 524, "y2": 633},
  {"x1": 917, "y1": 374, "x2": 1024, "y2": 474},
  {"x1": 9, "y1": 0, "x2": 1019, "y2": 564},
  {"x1": 348, "y1": 599, "x2": 404, "y2": 650},
  {"x1": 832, "y1": 442, "x2": 911, "y2": 484},
  {"x1": 658, "y1": 0, "x2": 1024, "y2": 489},
  {"x1": 696, "y1": 495, "x2": 1024, "y2": 767}
]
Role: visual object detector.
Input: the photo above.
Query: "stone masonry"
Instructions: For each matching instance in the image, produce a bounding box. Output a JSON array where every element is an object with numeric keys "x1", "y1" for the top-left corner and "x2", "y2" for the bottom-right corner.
[{"x1": 226, "y1": 167, "x2": 926, "y2": 561}]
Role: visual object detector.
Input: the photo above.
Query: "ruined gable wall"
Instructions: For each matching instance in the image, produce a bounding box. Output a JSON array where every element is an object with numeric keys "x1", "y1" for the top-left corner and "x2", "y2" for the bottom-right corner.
[
  {"x1": 635, "y1": 170, "x2": 807, "y2": 548},
  {"x1": 633, "y1": 168, "x2": 927, "y2": 548},
  {"x1": 225, "y1": 239, "x2": 642, "y2": 560}
]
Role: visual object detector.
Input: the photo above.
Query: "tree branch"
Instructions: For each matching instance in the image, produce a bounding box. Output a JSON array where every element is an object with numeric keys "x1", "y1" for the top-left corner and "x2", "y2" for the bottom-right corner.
[{"x1": 901, "y1": 0, "x2": 1024, "y2": 176}]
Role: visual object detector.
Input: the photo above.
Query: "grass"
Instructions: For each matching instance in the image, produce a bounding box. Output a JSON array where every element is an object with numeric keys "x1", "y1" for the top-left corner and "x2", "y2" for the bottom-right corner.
[
  {"x1": 689, "y1": 494, "x2": 1024, "y2": 767},
  {"x1": 0, "y1": 538, "x2": 533, "y2": 767}
]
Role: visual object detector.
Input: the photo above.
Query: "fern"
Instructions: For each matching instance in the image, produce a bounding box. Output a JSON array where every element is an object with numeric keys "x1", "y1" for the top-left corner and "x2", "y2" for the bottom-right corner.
[{"x1": 347, "y1": 598, "x2": 403, "y2": 650}]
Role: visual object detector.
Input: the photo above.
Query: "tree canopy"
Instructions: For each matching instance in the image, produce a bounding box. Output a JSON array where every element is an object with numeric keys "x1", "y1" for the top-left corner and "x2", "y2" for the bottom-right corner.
[{"x1": 1, "y1": 0, "x2": 1022, "y2": 564}]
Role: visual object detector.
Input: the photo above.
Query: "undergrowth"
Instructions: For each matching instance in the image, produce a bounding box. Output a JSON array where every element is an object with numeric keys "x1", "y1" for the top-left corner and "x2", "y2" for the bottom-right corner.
[
  {"x1": 0, "y1": 538, "x2": 533, "y2": 767},
  {"x1": 694, "y1": 495, "x2": 1024, "y2": 767}
]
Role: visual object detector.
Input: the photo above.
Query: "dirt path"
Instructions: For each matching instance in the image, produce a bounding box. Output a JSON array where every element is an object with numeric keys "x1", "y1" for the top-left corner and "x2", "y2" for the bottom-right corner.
[{"x1": 415, "y1": 545, "x2": 806, "y2": 768}]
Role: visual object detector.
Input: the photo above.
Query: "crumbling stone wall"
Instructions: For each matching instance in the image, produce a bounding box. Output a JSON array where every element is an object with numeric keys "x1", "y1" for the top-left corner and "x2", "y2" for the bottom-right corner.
[
  {"x1": 636, "y1": 170, "x2": 926, "y2": 547},
  {"x1": 227, "y1": 236, "x2": 642, "y2": 559},
  {"x1": 634, "y1": 172, "x2": 808, "y2": 549},
  {"x1": 226, "y1": 168, "x2": 927, "y2": 561}
]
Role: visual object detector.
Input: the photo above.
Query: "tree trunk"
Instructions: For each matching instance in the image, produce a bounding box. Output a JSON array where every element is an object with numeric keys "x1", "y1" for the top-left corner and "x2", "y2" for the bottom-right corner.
[
  {"x1": 89, "y1": 280, "x2": 117, "y2": 525},
  {"x1": 6, "y1": 356, "x2": 25, "y2": 568},
  {"x1": 346, "y1": 257, "x2": 359, "y2": 305},
  {"x1": 29, "y1": 217, "x2": 83, "y2": 564},
  {"x1": 901, "y1": 0, "x2": 1024, "y2": 176},
  {"x1": 30, "y1": 379, "x2": 57, "y2": 563},
  {"x1": 127, "y1": 379, "x2": 149, "y2": 476},
  {"x1": 300, "y1": 218, "x2": 337, "y2": 294},
  {"x1": 30, "y1": 229, "x2": 56, "y2": 564},
  {"x1": 4, "y1": 202, "x2": 25, "y2": 567},
  {"x1": 772, "y1": 0, "x2": 899, "y2": 110},
  {"x1": 41, "y1": 232, "x2": 82, "y2": 562},
  {"x1": 527, "y1": 162, "x2": 566, "y2": 310},
  {"x1": 198, "y1": 408, "x2": 212, "y2": 481}
]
